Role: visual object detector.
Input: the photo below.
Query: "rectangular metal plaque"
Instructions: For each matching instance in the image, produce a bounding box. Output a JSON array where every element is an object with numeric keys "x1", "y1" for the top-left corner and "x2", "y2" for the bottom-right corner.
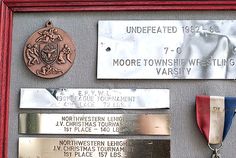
[
  {"x1": 20, "y1": 88, "x2": 169, "y2": 109},
  {"x1": 19, "y1": 138, "x2": 170, "y2": 158},
  {"x1": 98, "y1": 20, "x2": 236, "y2": 79},
  {"x1": 19, "y1": 113, "x2": 170, "y2": 135}
]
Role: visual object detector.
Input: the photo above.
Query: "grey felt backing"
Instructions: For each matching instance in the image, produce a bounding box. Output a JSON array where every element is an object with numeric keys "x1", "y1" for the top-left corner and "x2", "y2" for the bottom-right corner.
[{"x1": 10, "y1": 12, "x2": 236, "y2": 158}]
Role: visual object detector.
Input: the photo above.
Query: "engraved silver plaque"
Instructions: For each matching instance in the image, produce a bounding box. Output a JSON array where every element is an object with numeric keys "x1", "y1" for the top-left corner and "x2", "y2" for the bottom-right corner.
[
  {"x1": 19, "y1": 138, "x2": 170, "y2": 158},
  {"x1": 20, "y1": 88, "x2": 169, "y2": 109},
  {"x1": 98, "y1": 20, "x2": 236, "y2": 79},
  {"x1": 19, "y1": 113, "x2": 170, "y2": 135}
]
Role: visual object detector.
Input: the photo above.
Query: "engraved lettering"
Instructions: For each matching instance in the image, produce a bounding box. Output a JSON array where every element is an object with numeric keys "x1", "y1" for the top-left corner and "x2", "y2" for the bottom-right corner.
[
  {"x1": 19, "y1": 138, "x2": 170, "y2": 157},
  {"x1": 113, "y1": 59, "x2": 141, "y2": 66},
  {"x1": 143, "y1": 59, "x2": 186, "y2": 67},
  {"x1": 126, "y1": 26, "x2": 177, "y2": 34},
  {"x1": 156, "y1": 68, "x2": 191, "y2": 76}
]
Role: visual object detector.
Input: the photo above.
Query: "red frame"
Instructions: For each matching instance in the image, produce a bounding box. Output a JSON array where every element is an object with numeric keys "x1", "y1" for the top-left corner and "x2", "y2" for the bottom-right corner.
[{"x1": 1, "y1": 0, "x2": 236, "y2": 157}]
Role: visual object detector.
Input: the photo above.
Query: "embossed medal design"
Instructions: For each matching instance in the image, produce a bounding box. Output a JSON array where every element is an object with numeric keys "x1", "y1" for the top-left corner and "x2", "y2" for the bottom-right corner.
[{"x1": 23, "y1": 21, "x2": 76, "y2": 79}]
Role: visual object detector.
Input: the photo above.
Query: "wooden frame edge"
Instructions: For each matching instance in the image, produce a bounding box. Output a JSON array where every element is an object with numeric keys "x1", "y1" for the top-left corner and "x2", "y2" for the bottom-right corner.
[
  {"x1": 1, "y1": 0, "x2": 236, "y2": 158},
  {"x1": 0, "y1": 1, "x2": 12, "y2": 158},
  {"x1": 5, "y1": 0, "x2": 236, "y2": 11}
]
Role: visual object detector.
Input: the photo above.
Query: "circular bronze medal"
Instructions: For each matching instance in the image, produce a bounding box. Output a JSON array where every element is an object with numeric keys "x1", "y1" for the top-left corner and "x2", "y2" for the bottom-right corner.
[{"x1": 23, "y1": 21, "x2": 76, "y2": 79}]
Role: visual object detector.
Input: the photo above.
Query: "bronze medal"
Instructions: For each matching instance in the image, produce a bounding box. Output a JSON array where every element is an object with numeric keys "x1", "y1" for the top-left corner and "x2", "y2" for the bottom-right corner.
[{"x1": 23, "y1": 21, "x2": 76, "y2": 79}]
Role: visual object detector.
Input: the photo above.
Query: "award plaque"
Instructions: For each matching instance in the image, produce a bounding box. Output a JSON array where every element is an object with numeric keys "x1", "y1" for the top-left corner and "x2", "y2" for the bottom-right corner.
[
  {"x1": 19, "y1": 113, "x2": 170, "y2": 135},
  {"x1": 19, "y1": 138, "x2": 170, "y2": 158},
  {"x1": 20, "y1": 88, "x2": 169, "y2": 109},
  {"x1": 2, "y1": 1, "x2": 236, "y2": 158},
  {"x1": 98, "y1": 20, "x2": 236, "y2": 79}
]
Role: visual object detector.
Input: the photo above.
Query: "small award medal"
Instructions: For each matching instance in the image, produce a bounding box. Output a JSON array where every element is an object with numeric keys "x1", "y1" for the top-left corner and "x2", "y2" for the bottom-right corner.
[
  {"x1": 196, "y1": 96, "x2": 236, "y2": 158},
  {"x1": 23, "y1": 21, "x2": 76, "y2": 79}
]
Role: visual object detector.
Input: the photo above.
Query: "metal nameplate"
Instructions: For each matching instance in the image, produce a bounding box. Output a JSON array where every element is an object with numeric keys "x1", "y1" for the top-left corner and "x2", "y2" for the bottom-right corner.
[
  {"x1": 19, "y1": 138, "x2": 170, "y2": 158},
  {"x1": 20, "y1": 88, "x2": 169, "y2": 109},
  {"x1": 19, "y1": 113, "x2": 170, "y2": 135},
  {"x1": 98, "y1": 20, "x2": 236, "y2": 79}
]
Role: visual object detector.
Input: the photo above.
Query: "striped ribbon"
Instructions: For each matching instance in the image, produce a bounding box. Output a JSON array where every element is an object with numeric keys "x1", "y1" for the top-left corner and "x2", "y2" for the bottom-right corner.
[{"x1": 196, "y1": 96, "x2": 236, "y2": 145}]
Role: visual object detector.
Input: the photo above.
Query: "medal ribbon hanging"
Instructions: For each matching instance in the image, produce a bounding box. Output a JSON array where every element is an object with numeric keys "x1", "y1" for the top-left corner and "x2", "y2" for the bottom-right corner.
[{"x1": 196, "y1": 96, "x2": 236, "y2": 158}]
